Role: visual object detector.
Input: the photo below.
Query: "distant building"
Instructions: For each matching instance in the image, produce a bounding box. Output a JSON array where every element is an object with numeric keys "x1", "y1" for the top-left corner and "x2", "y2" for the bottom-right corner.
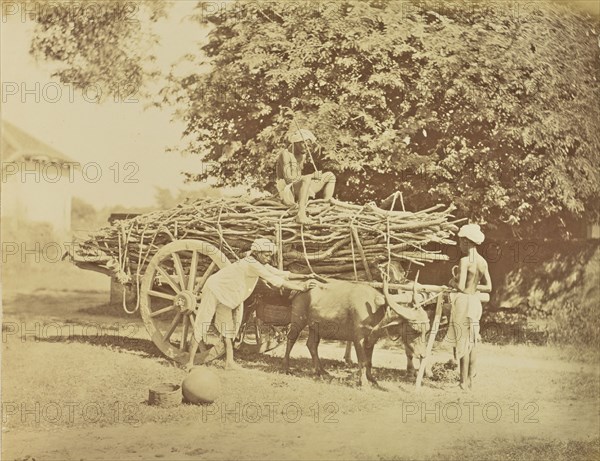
[{"x1": 1, "y1": 120, "x2": 77, "y2": 238}]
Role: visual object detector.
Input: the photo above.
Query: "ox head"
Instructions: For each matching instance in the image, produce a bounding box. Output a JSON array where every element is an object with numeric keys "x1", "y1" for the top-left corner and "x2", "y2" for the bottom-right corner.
[{"x1": 381, "y1": 270, "x2": 431, "y2": 370}]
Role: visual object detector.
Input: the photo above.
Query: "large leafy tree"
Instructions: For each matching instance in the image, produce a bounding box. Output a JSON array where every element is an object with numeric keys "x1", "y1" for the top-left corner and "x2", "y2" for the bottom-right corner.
[
  {"x1": 27, "y1": 0, "x2": 168, "y2": 99},
  {"x1": 28, "y1": 0, "x2": 600, "y2": 237}
]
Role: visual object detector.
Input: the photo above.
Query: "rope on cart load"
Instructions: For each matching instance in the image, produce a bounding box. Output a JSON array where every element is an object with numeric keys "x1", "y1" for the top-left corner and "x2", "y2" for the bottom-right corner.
[
  {"x1": 216, "y1": 203, "x2": 239, "y2": 261},
  {"x1": 348, "y1": 205, "x2": 366, "y2": 281},
  {"x1": 277, "y1": 212, "x2": 286, "y2": 270},
  {"x1": 123, "y1": 226, "x2": 147, "y2": 315},
  {"x1": 300, "y1": 224, "x2": 315, "y2": 275}
]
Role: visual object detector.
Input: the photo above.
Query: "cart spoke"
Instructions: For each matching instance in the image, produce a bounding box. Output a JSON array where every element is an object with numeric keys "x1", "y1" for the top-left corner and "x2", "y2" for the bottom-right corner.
[
  {"x1": 180, "y1": 316, "x2": 189, "y2": 350},
  {"x1": 194, "y1": 261, "x2": 216, "y2": 293},
  {"x1": 187, "y1": 250, "x2": 198, "y2": 291},
  {"x1": 163, "y1": 312, "x2": 182, "y2": 342},
  {"x1": 171, "y1": 252, "x2": 186, "y2": 290},
  {"x1": 155, "y1": 266, "x2": 181, "y2": 294},
  {"x1": 149, "y1": 304, "x2": 176, "y2": 318},
  {"x1": 148, "y1": 290, "x2": 175, "y2": 301},
  {"x1": 139, "y1": 240, "x2": 233, "y2": 365}
]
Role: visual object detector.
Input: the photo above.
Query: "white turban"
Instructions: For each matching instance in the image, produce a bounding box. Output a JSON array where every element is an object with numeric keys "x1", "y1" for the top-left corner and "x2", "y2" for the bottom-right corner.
[
  {"x1": 457, "y1": 224, "x2": 485, "y2": 245},
  {"x1": 288, "y1": 129, "x2": 316, "y2": 144}
]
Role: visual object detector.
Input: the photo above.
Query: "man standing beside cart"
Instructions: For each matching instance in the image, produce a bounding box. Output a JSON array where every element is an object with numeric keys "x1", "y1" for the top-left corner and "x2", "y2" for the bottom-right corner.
[
  {"x1": 275, "y1": 129, "x2": 336, "y2": 225},
  {"x1": 446, "y1": 224, "x2": 492, "y2": 389},
  {"x1": 186, "y1": 238, "x2": 318, "y2": 371}
]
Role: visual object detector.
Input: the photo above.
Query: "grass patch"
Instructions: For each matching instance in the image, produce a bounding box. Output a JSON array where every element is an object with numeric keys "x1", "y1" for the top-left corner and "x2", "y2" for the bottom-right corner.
[
  {"x1": 1, "y1": 338, "x2": 417, "y2": 431},
  {"x1": 439, "y1": 437, "x2": 600, "y2": 461}
]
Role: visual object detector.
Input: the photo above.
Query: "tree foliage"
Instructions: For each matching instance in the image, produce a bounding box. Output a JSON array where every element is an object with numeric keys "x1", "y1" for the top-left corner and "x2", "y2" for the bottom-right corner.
[
  {"x1": 29, "y1": 0, "x2": 168, "y2": 99},
  {"x1": 29, "y1": 0, "x2": 600, "y2": 237}
]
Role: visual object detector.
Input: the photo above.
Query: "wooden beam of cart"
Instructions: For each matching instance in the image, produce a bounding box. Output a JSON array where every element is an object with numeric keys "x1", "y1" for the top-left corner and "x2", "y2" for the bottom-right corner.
[
  {"x1": 363, "y1": 281, "x2": 449, "y2": 293},
  {"x1": 415, "y1": 292, "x2": 446, "y2": 390}
]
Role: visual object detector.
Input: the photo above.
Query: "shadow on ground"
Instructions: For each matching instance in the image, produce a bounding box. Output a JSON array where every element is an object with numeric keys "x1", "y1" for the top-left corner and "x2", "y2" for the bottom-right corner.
[
  {"x1": 33, "y1": 334, "x2": 168, "y2": 362},
  {"x1": 235, "y1": 347, "x2": 420, "y2": 388},
  {"x1": 3, "y1": 291, "x2": 125, "y2": 318},
  {"x1": 4, "y1": 289, "x2": 444, "y2": 389}
]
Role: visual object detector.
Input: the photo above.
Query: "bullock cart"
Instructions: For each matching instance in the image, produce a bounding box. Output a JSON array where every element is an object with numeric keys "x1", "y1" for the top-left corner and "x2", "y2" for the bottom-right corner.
[{"x1": 72, "y1": 195, "x2": 461, "y2": 374}]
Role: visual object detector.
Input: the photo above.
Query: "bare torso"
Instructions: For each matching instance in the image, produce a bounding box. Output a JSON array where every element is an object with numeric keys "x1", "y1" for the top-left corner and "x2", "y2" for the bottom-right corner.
[{"x1": 460, "y1": 252, "x2": 488, "y2": 294}]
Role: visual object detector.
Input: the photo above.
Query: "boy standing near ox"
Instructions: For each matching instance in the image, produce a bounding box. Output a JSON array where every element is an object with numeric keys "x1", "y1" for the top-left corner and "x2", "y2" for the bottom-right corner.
[
  {"x1": 447, "y1": 224, "x2": 492, "y2": 389},
  {"x1": 186, "y1": 238, "x2": 317, "y2": 371}
]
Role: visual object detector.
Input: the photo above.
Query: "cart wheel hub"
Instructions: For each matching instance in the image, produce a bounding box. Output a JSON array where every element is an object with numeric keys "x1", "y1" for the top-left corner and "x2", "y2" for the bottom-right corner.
[{"x1": 174, "y1": 291, "x2": 196, "y2": 313}]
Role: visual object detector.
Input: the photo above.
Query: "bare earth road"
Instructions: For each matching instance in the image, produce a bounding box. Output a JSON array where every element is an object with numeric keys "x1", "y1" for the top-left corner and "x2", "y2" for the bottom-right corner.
[{"x1": 2, "y1": 280, "x2": 599, "y2": 460}]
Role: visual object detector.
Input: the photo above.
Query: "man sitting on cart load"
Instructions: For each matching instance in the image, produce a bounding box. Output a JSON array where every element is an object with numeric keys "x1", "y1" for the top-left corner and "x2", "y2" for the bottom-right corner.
[
  {"x1": 186, "y1": 238, "x2": 318, "y2": 371},
  {"x1": 275, "y1": 129, "x2": 336, "y2": 225}
]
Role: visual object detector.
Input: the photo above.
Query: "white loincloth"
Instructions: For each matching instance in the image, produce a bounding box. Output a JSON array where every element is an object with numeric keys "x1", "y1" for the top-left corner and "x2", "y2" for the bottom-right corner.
[
  {"x1": 445, "y1": 292, "x2": 482, "y2": 360},
  {"x1": 193, "y1": 288, "x2": 243, "y2": 343}
]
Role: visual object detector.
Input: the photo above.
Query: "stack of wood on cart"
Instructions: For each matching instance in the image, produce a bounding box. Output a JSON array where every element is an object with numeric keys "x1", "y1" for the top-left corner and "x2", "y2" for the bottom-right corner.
[{"x1": 73, "y1": 196, "x2": 460, "y2": 283}]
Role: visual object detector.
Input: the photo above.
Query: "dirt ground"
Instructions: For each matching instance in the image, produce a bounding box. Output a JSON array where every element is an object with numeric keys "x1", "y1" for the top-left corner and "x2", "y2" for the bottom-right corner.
[{"x1": 2, "y1": 262, "x2": 599, "y2": 460}]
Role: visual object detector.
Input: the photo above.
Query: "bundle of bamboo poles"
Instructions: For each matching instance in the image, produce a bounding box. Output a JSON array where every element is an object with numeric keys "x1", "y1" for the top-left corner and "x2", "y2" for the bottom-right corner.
[{"x1": 74, "y1": 196, "x2": 460, "y2": 283}]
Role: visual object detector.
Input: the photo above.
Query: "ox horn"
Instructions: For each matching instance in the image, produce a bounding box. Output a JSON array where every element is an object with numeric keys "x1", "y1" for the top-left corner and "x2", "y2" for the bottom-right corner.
[{"x1": 382, "y1": 273, "x2": 419, "y2": 322}]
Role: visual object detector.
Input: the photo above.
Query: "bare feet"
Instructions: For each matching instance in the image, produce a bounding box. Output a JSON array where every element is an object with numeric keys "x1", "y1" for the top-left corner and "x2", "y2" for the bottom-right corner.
[
  {"x1": 296, "y1": 214, "x2": 314, "y2": 225},
  {"x1": 224, "y1": 361, "x2": 243, "y2": 371}
]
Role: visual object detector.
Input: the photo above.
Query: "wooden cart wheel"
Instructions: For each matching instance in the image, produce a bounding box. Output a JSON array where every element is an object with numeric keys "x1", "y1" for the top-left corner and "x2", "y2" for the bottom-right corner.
[{"x1": 139, "y1": 239, "x2": 238, "y2": 364}]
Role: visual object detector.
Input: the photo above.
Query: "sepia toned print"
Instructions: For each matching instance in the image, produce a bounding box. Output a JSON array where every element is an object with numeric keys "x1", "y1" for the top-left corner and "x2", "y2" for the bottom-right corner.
[{"x1": 1, "y1": 1, "x2": 599, "y2": 460}]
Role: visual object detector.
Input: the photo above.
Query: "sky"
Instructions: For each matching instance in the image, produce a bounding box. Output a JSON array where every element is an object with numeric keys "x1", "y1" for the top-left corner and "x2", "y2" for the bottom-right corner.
[{"x1": 1, "y1": 1, "x2": 209, "y2": 209}]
